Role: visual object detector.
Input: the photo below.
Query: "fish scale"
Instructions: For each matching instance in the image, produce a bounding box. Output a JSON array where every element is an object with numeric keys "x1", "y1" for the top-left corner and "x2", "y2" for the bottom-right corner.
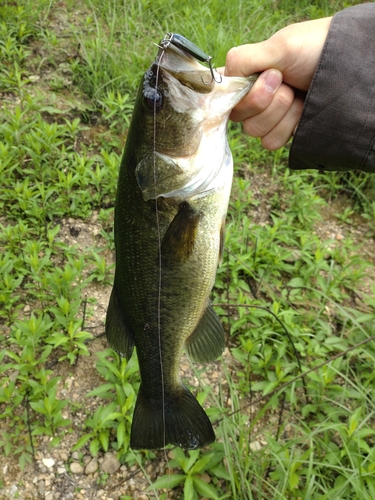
[{"x1": 105, "y1": 34, "x2": 258, "y2": 449}]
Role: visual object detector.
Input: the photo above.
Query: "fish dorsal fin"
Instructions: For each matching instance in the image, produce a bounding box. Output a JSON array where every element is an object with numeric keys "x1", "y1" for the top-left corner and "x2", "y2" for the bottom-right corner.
[
  {"x1": 161, "y1": 202, "x2": 200, "y2": 264},
  {"x1": 185, "y1": 303, "x2": 225, "y2": 363},
  {"x1": 105, "y1": 286, "x2": 135, "y2": 359}
]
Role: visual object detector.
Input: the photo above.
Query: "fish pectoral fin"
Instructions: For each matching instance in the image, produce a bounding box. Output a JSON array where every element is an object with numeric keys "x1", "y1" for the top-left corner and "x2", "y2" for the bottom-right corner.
[
  {"x1": 135, "y1": 152, "x2": 185, "y2": 201},
  {"x1": 185, "y1": 303, "x2": 226, "y2": 363},
  {"x1": 130, "y1": 385, "x2": 215, "y2": 450},
  {"x1": 161, "y1": 201, "x2": 200, "y2": 264},
  {"x1": 105, "y1": 286, "x2": 135, "y2": 359}
]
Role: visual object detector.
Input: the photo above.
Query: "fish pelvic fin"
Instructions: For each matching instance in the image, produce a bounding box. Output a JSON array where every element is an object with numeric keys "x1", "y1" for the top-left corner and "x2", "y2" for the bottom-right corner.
[
  {"x1": 105, "y1": 286, "x2": 135, "y2": 359},
  {"x1": 219, "y1": 215, "x2": 226, "y2": 266},
  {"x1": 130, "y1": 385, "x2": 215, "y2": 450},
  {"x1": 185, "y1": 303, "x2": 226, "y2": 363}
]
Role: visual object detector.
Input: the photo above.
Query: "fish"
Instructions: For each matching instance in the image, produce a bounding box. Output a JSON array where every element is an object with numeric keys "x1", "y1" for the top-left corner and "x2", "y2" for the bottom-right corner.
[{"x1": 105, "y1": 33, "x2": 257, "y2": 450}]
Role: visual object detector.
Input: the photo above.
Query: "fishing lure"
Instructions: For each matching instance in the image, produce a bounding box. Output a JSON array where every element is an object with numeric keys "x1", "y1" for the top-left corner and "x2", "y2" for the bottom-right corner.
[{"x1": 159, "y1": 32, "x2": 222, "y2": 84}]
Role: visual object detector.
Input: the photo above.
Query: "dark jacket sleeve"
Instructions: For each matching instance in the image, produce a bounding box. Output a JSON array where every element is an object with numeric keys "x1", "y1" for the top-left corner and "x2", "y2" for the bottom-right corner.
[{"x1": 289, "y1": 3, "x2": 375, "y2": 173}]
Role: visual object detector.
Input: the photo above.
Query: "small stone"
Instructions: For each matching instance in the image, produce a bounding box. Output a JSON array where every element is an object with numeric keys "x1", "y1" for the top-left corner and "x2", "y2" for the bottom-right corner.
[
  {"x1": 71, "y1": 451, "x2": 79, "y2": 460},
  {"x1": 250, "y1": 440, "x2": 262, "y2": 451},
  {"x1": 60, "y1": 451, "x2": 69, "y2": 461},
  {"x1": 70, "y1": 462, "x2": 84, "y2": 474},
  {"x1": 57, "y1": 467, "x2": 66, "y2": 474},
  {"x1": 199, "y1": 472, "x2": 211, "y2": 483},
  {"x1": 38, "y1": 480, "x2": 45, "y2": 496},
  {"x1": 45, "y1": 493, "x2": 54, "y2": 500},
  {"x1": 42, "y1": 458, "x2": 55, "y2": 468},
  {"x1": 85, "y1": 457, "x2": 98, "y2": 475},
  {"x1": 100, "y1": 453, "x2": 121, "y2": 474}
]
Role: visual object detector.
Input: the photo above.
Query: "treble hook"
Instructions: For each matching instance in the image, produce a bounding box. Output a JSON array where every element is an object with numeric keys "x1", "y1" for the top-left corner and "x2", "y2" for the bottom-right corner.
[
  {"x1": 205, "y1": 56, "x2": 222, "y2": 85},
  {"x1": 158, "y1": 32, "x2": 222, "y2": 84}
]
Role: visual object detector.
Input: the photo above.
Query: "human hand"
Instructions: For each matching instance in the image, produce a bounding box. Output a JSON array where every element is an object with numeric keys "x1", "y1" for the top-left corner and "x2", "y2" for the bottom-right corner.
[{"x1": 225, "y1": 17, "x2": 332, "y2": 150}]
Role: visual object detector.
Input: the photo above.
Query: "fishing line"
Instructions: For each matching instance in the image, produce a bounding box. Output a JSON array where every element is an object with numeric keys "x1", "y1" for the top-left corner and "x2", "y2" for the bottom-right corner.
[{"x1": 153, "y1": 48, "x2": 167, "y2": 452}]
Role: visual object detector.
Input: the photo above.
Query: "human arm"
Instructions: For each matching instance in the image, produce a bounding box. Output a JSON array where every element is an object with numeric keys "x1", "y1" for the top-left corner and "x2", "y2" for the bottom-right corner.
[{"x1": 225, "y1": 4, "x2": 375, "y2": 172}]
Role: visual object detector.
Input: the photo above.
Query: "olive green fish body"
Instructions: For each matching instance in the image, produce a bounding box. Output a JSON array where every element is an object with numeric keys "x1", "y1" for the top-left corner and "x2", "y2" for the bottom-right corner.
[{"x1": 105, "y1": 40, "x2": 257, "y2": 449}]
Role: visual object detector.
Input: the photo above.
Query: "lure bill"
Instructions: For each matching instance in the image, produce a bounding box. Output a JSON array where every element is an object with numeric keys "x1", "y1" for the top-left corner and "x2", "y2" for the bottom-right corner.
[
  {"x1": 159, "y1": 32, "x2": 222, "y2": 83},
  {"x1": 105, "y1": 33, "x2": 258, "y2": 449}
]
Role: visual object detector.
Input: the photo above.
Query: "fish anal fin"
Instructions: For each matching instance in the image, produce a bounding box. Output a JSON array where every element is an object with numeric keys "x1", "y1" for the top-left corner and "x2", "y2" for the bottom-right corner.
[
  {"x1": 130, "y1": 385, "x2": 215, "y2": 449},
  {"x1": 105, "y1": 286, "x2": 135, "y2": 359},
  {"x1": 161, "y1": 202, "x2": 200, "y2": 264},
  {"x1": 185, "y1": 303, "x2": 225, "y2": 363}
]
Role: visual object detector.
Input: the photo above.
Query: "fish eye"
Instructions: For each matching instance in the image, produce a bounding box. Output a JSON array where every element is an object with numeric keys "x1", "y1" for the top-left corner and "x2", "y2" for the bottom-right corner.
[{"x1": 143, "y1": 87, "x2": 163, "y2": 111}]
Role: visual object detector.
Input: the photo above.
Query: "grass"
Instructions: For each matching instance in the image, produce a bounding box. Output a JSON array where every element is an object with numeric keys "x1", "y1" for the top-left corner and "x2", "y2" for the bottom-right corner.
[{"x1": 1, "y1": 0, "x2": 375, "y2": 497}]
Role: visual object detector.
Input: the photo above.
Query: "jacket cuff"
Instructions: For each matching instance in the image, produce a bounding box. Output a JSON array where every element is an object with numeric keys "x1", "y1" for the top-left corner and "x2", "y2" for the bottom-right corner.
[{"x1": 289, "y1": 4, "x2": 375, "y2": 172}]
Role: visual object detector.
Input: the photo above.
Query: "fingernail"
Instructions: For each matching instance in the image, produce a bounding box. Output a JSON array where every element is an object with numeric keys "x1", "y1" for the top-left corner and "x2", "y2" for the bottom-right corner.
[{"x1": 264, "y1": 69, "x2": 282, "y2": 93}]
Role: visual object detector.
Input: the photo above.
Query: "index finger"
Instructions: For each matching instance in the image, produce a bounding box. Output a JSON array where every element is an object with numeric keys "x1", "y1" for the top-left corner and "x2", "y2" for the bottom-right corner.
[{"x1": 225, "y1": 42, "x2": 279, "y2": 77}]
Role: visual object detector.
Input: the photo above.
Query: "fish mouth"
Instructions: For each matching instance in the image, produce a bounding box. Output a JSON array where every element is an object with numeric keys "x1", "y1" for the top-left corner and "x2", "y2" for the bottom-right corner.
[{"x1": 155, "y1": 39, "x2": 257, "y2": 117}]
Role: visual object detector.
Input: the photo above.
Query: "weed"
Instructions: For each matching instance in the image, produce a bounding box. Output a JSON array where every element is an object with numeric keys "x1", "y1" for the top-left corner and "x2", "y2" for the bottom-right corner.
[
  {"x1": 149, "y1": 446, "x2": 227, "y2": 499},
  {"x1": 72, "y1": 349, "x2": 138, "y2": 456}
]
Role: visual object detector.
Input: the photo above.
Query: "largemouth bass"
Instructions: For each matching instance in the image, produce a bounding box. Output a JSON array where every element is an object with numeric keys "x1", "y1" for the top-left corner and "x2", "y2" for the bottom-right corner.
[{"x1": 105, "y1": 34, "x2": 257, "y2": 450}]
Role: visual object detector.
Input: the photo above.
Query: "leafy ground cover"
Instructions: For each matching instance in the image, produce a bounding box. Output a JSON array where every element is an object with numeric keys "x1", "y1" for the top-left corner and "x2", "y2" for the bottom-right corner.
[{"x1": 1, "y1": 0, "x2": 375, "y2": 499}]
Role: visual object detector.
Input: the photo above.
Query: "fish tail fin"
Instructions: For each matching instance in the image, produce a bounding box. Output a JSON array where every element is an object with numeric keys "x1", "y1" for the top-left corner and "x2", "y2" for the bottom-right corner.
[{"x1": 130, "y1": 385, "x2": 215, "y2": 450}]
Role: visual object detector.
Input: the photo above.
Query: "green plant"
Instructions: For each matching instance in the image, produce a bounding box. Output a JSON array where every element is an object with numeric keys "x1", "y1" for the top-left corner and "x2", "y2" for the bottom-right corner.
[
  {"x1": 72, "y1": 349, "x2": 138, "y2": 456},
  {"x1": 149, "y1": 447, "x2": 227, "y2": 500}
]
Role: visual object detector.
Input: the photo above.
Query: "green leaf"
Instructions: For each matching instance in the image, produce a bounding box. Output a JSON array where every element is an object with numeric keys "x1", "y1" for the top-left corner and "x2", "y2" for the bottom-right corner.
[
  {"x1": 348, "y1": 406, "x2": 362, "y2": 437},
  {"x1": 192, "y1": 476, "x2": 220, "y2": 499},
  {"x1": 148, "y1": 473, "x2": 186, "y2": 490},
  {"x1": 102, "y1": 411, "x2": 123, "y2": 423},
  {"x1": 116, "y1": 420, "x2": 125, "y2": 448},
  {"x1": 288, "y1": 277, "x2": 305, "y2": 288},
  {"x1": 90, "y1": 438, "x2": 100, "y2": 456},
  {"x1": 263, "y1": 381, "x2": 279, "y2": 395},
  {"x1": 289, "y1": 471, "x2": 299, "y2": 490},
  {"x1": 85, "y1": 384, "x2": 114, "y2": 398},
  {"x1": 72, "y1": 434, "x2": 92, "y2": 451},
  {"x1": 184, "y1": 475, "x2": 197, "y2": 500},
  {"x1": 99, "y1": 430, "x2": 109, "y2": 451},
  {"x1": 185, "y1": 449, "x2": 200, "y2": 472},
  {"x1": 209, "y1": 463, "x2": 231, "y2": 480},
  {"x1": 190, "y1": 453, "x2": 214, "y2": 475}
]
